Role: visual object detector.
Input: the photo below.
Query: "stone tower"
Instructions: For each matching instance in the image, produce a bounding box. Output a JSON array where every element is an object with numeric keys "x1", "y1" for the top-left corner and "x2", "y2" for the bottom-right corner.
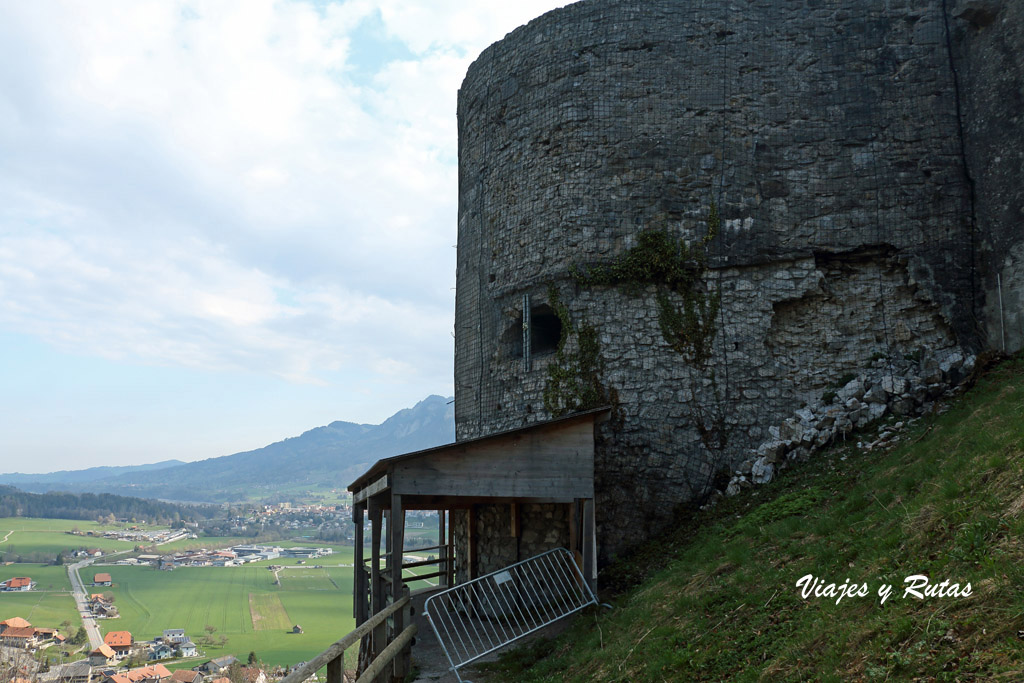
[{"x1": 453, "y1": 0, "x2": 1023, "y2": 561}]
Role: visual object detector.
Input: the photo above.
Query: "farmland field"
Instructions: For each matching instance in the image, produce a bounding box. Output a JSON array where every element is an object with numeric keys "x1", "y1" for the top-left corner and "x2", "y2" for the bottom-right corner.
[
  {"x1": 0, "y1": 517, "x2": 141, "y2": 557},
  {"x1": 248, "y1": 594, "x2": 290, "y2": 631},
  {"x1": 0, "y1": 517, "x2": 444, "y2": 668},
  {"x1": 99, "y1": 553, "x2": 357, "y2": 667},
  {"x1": 0, "y1": 563, "x2": 78, "y2": 627}
]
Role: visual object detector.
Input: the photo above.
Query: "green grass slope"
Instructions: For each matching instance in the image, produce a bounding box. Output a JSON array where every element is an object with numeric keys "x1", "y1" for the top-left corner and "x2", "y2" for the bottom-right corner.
[{"x1": 482, "y1": 355, "x2": 1024, "y2": 682}]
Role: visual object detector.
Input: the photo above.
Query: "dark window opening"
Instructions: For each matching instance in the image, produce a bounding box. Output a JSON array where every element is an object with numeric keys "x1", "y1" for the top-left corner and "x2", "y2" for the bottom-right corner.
[{"x1": 530, "y1": 305, "x2": 562, "y2": 356}]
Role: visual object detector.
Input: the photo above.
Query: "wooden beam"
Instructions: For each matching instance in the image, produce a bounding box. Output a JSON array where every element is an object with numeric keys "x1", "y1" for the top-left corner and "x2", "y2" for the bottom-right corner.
[
  {"x1": 447, "y1": 510, "x2": 455, "y2": 586},
  {"x1": 582, "y1": 498, "x2": 596, "y2": 594},
  {"x1": 385, "y1": 494, "x2": 579, "y2": 510},
  {"x1": 390, "y1": 491, "x2": 406, "y2": 679},
  {"x1": 368, "y1": 499, "x2": 384, "y2": 663},
  {"x1": 391, "y1": 420, "x2": 595, "y2": 499},
  {"x1": 569, "y1": 500, "x2": 579, "y2": 569},
  {"x1": 511, "y1": 503, "x2": 520, "y2": 563},
  {"x1": 353, "y1": 504, "x2": 365, "y2": 625},
  {"x1": 468, "y1": 505, "x2": 478, "y2": 581},
  {"x1": 353, "y1": 474, "x2": 389, "y2": 504}
]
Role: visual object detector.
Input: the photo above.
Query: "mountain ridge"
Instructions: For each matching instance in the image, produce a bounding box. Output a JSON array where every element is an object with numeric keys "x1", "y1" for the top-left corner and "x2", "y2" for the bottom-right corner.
[{"x1": 0, "y1": 395, "x2": 454, "y2": 503}]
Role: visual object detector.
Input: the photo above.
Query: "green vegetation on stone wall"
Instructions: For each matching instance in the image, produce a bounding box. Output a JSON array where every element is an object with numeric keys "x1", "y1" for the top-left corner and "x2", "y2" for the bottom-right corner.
[
  {"x1": 570, "y1": 205, "x2": 720, "y2": 366},
  {"x1": 542, "y1": 286, "x2": 608, "y2": 417}
]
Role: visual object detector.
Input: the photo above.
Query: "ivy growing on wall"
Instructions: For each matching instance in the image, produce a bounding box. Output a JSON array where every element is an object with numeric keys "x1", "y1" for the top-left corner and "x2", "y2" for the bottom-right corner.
[
  {"x1": 542, "y1": 203, "x2": 725, "y2": 457},
  {"x1": 542, "y1": 285, "x2": 607, "y2": 417},
  {"x1": 570, "y1": 205, "x2": 721, "y2": 366}
]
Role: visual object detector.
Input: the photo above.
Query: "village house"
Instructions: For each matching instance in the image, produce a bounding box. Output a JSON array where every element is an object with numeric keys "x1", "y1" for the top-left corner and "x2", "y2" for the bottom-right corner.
[
  {"x1": 1, "y1": 577, "x2": 35, "y2": 591},
  {"x1": 0, "y1": 616, "x2": 32, "y2": 633},
  {"x1": 93, "y1": 573, "x2": 113, "y2": 587},
  {"x1": 148, "y1": 642, "x2": 175, "y2": 661},
  {"x1": 194, "y1": 655, "x2": 236, "y2": 675},
  {"x1": 41, "y1": 659, "x2": 93, "y2": 683},
  {"x1": 239, "y1": 668, "x2": 266, "y2": 683},
  {"x1": 161, "y1": 629, "x2": 187, "y2": 644},
  {"x1": 178, "y1": 640, "x2": 197, "y2": 658},
  {"x1": 0, "y1": 626, "x2": 38, "y2": 649},
  {"x1": 103, "y1": 631, "x2": 134, "y2": 658},
  {"x1": 89, "y1": 644, "x2": 118, "y2": 667},
  {"x1": 169, "y1": 671, "x2": 202, "y2": 683},
  {"x1": 103, "y1": 663, "x2": 172, "y2": 683}
]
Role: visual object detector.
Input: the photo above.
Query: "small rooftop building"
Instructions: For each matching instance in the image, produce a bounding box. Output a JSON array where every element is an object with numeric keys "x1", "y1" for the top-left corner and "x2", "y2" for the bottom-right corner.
[
  {"x1": 1, "y1": 577, "x2": 34, "y2": 591},
  {"x1": 104, "y1": 631, "x2": 133, "y2": 657}
]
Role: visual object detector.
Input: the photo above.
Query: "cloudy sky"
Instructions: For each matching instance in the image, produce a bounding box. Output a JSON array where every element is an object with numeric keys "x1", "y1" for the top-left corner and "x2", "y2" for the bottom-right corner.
[{"x1": 0, "y1": 0, "x2": 567, "y2": 474}]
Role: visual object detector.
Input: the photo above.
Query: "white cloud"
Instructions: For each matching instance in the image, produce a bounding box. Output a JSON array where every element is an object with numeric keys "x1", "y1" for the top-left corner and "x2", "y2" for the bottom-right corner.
[{"x1": 0, "y1": 0, "x2": 567, "y2": 402}]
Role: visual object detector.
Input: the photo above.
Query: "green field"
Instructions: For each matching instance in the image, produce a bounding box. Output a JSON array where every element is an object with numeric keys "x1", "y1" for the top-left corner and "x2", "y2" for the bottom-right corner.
[
  {"x1": 0, "y1": 563, "x2": 78, "y2": 628},
  {"x1": 0, "y1": 517, "x2": 145, "y2": 557},
  {"x1": 99, "y1": 553, "x2": 357, "y2": 667},
  {"x1": 155, "y1": 536, "x2": 250, "y2": 553},
  {"x1": 0, "y1": 517, "x2": 443, "y2": 668}
]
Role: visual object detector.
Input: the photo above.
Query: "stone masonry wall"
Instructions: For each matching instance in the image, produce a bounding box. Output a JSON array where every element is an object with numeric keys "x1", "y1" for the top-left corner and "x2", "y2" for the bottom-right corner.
[
  {"x1": 452, "y1": 504, "x2": 570, "y2": 583},
  {"x1": 951, "y1": 0, "x2": 1024, "y2": 353},
  {"x1": 452, "y1": 0, "x2": 1016, "y2": 565}
]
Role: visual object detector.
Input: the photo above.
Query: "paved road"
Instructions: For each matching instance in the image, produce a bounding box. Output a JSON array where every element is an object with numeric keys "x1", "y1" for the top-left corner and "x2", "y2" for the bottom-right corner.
[
  {"x1": 66, "y1": 535, "x2": 184, "y2": 650},
  {"x1": 67, "y1": 558, "x2": 104, "y2": 650}
]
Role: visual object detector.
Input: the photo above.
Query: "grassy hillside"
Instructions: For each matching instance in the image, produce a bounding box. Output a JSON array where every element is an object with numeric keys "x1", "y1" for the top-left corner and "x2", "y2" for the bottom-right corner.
[{"x1": 482, "y1": 354, "x2": 1024, "y2": 681}]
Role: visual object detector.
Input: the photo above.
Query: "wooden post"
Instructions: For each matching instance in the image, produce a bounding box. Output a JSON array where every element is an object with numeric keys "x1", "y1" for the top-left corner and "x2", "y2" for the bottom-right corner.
[
  {"x1": 447, "y1": 511, "x2": 456, "y2": 586},
  {"x1": 467, "y1": 505, "x2": 478, "y2": 581},
  {"x1": 390, "y1": 492, "x2": 406, "y2": 680},
  {"x1": 569, "y1": 500, "x2": 580, "y2": 569},
  {"x1": 369, "y1": 499, "x2": 385, "y2": 662},
  {"x1": 510, "y1": 503, "x2": 520, "y2": 563},
  {"x1": 326, "y1": 654, "x2": 342, "y2": 683},
  {"x1": 582, "y1": 498, "x2": 597, "y2": 594},
  {"x1": 400, "y1": 584, "x2": 413, "y2": 680},
  {"x1": 353, "y1": 504, "x2": 365, "y2": 624},
  {"x1": 438, "y1": 509, "x2": 449, "y2": 588}
]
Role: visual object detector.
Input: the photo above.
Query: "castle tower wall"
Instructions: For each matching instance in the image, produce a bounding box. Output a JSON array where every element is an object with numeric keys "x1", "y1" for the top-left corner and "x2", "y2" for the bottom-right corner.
[{"x1": 455, "y1": 0, "x2": 990, "y2": 561}]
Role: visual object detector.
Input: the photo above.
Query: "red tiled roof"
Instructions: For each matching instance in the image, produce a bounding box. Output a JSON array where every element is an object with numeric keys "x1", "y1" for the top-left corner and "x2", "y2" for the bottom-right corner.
[
  {"x1": 171, "y1": 671, "x2": 202, "y2": 683},
  {"x1": 91, "y1": 644, "x2": 116, "y2": 658},
  {"x1": 122, "y1": 664, "x2": 171, "y2": 681},
  {"x1": 104, "y1": 631, "x2": 133, "y2": 647},
  {"x1": 1, "y1": 626, "x2": 35, "y2": 639},
  {"x1": 4, "y1": 577, "x2": 32, "y2": 588},
  {"x1": 0, "y1": 617, "x2": 31, "y2": 628},
  {"x1": 240, "y1": 668, "x2": 264, "y2": 683},
  {"x1": 94, "y1": 573, "x2": 112, "y2": 583}
]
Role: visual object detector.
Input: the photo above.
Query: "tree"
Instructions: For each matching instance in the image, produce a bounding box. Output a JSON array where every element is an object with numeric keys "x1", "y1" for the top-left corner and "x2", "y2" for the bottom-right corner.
[
  {"x1": 247, "y1": 651, "x2": 257, "y2": 666},
  {"x1": 71, "y1": 627, "x2": 88, "y2": 645}
]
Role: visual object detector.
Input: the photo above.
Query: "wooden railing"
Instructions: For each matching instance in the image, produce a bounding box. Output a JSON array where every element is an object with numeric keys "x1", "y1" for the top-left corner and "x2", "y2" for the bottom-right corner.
[
  {"x1": 279, "y1": 586, "x2": 416, "y2": 683},
  {"x1": 362, "y1": 544, "x2": 453, "y2": 589}
]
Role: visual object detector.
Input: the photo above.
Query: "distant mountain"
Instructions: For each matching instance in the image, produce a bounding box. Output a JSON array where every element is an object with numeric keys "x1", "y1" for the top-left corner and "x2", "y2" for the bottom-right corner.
[
  {"x1": 0, "y1": 460, "x2": 185, "y2": 486},
  {"x1": 2, "y1": 395, "x2": 455, "y2": 504}
]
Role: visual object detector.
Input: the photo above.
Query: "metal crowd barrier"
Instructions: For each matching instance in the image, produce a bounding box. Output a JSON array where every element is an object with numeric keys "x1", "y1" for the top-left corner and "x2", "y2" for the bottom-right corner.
[{"x1": 423, "y1": 547, "x2": 598, "y2": 682}]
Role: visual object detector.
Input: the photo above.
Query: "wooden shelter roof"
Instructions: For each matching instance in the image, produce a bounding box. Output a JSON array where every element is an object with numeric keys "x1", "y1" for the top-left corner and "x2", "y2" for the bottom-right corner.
[{"x1": 348, "y1": 407, "x2": 608, "y2": 507}]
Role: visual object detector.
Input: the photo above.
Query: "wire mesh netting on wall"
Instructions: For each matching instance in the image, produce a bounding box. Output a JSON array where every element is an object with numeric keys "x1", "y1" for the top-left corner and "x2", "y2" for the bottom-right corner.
[{"x1": 453, "y1": 0, "x2": 978, "y2": 535}]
